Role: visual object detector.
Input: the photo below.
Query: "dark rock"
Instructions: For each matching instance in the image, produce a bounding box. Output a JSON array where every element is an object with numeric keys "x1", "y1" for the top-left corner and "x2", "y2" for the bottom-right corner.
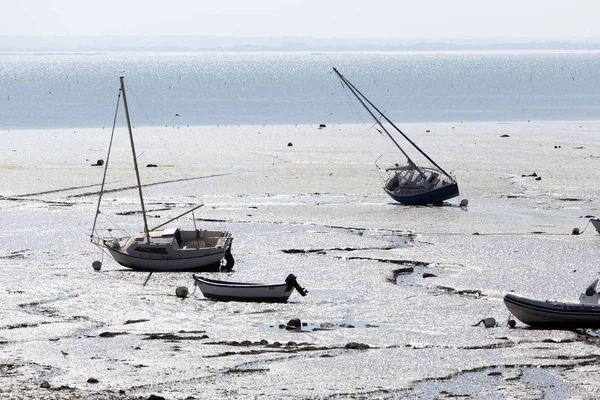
[
  {"x1": 148, "y1": 395, "x2": 167, "y2": 400},
  {"x1": 426, "y1": 129, "x2": 430, "y2": 132},
  {"x1": 319, "y1": 124, "x2": 326, "y2": 128},
  {"x1": 393, "y1": 267, "x2": 414, "y2": 275},
  {"x1": 535, "y1": 176, "x2": 541, "y2": 181},
  {"x1": 99, "y1": 331, "x2": 128, "y2": 338},
  {"x1": 87, "y1": 377, "x2": 99, "y2": 384},
  {"x1": 423, "y1": 272, "x2": 437, "y2": 278},
  {"x1": 146, "y1": 164, "x2": 158, "y2": 168},
  {"x1": 287, "y1": 318, "x2": 301, "y2": 328},
  {"x1": 500, "y1": 134, "x2": 510, "y2": 138},
  {"x1": 287, "y1": 142, "x2": 293, "y2": 147},
  {"x1": 40, "y1": 380, "x2": 51, "y2": 389},
  {"x1": 345, "y1": 342, "x2": 370, "y2": 350}
]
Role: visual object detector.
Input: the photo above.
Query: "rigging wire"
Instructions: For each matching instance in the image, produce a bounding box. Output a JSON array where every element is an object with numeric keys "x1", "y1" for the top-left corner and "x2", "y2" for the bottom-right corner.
[
  {"x1": 91, "y1": 87, "x2": 122, "y2": 239},
  {"x1": 328, "y1": 66, "x2": 392, "y2": 172},
  {"x1": 119, "y1": 79, "x2": 208, "y2": 226}
]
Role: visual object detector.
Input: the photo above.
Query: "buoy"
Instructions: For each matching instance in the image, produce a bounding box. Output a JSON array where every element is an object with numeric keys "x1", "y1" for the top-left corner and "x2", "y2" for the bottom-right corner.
[
  {"x1": 482, "y1": 316, "x2": 496, "y2": 328},
  {"x1": 508, "y1": 319, "x2": 516, "y2": 328},
  {"x1": 92, "y1": 261, "x2": 102, "y2": 271},
  {"x1": 473, "y1": 316, "x2": 496, "y2": 328},
  {"x1": 572, "y1": 228, "x2": 580, "y2": 235},
  {"x1": 176, "y1": 286, "x2": 189, "y2": 298},
  {"x1": 460, "y1": 199, "x2": 469, "y2": 207}
]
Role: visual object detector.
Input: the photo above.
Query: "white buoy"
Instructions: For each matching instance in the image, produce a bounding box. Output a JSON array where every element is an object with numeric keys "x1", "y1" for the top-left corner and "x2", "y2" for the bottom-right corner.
[
  {"x1": 92, "y1": 261, "x2": 102, "y2": 271},
  {"x1": 482, "y1": 316, "x2": 496, "y2": 328},
  {"x1": 460, "y1": 199, "x2": 469, "y2": 207},
  {"x1": 176, "y1": 286, "x2": 189, "y2": 298}
]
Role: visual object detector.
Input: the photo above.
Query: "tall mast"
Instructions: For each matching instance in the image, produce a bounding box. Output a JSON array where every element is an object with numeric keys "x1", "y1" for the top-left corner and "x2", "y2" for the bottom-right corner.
[
  {"x1": 332, "y1": 68, "x2": 415, "y2": 166},
  {"x1": 333, "y1": 68, "x2": 456, "y2": 182},
  {"x1": 120, "y1": 76, "x2": 150, "y2": 242}
]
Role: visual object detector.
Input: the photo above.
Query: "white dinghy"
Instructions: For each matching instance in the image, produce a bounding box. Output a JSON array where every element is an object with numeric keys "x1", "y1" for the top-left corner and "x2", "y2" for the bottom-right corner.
[
  {"x1": 192, "y1": 274, "x2": 308, "y2": 303},
  {"x1": 504, "y1": 279, "x2": 600, "y2": 328},
  {"x1": 91, "y1": 77, "x2": 233, "y2": 272}
]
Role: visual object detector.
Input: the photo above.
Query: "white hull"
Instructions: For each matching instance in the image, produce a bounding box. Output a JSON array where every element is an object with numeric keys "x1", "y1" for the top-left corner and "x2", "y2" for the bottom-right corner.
[
  {"x1": 193, "y1": 274, "x2": 307, "y2": 303},
  {"x1": 96, "y1": 228, "x2": 233, "y2": 272},
  {"x1": 504, "y1": 292, "x2": 600, "y2": 328}
]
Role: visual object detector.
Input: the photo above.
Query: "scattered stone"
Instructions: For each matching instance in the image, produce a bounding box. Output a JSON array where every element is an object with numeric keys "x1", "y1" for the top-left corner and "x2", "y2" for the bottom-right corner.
[
  {"x1": 521, "y1": 172, "x2": 538, "y2": 177},
  {"x1": 345, "y1": 342, "x2": 370, "y2": 350},
  {"x1": 394, "y1": 266, "x2": 414, "y2": 275},
  {"x1": 40, "y1": 380, "x2": 51, "y2": 389},
  {"x1": 98, "y1": 331, "x2": 128, "y2": 338},
  {"x1": 287, "y1": 318, "x2": 301, "y2": 328},
  {"x1": 425, "y1": 129, "x2": 430, "y2": 133},
  {"x1": 87, "y1": 377, "x2": 99, "y2": 384},
  {"x1": 124, "y1": 319, "x2": 150, "y2": 325},
  {"x1": 423, "y1": 272, "x2": 437, "y2": 278}
]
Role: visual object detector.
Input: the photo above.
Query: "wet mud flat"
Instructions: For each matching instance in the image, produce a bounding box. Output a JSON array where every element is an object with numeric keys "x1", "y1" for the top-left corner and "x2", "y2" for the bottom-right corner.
[{"x1": 2, "y1": 122, "x2": 600, "y2": 399}]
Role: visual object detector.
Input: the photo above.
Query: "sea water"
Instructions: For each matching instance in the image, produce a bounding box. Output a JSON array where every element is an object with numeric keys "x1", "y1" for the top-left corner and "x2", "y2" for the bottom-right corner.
[
  {"x1": 2, "y1": 51, "x2": 600, "y2": 130},
  {"x1": 2, "y1": 52, "x2": 600, "y2": 399}
]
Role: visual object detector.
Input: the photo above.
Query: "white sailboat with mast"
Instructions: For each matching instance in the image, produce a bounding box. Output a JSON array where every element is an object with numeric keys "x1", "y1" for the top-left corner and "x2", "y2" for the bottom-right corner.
[
  {"x1": 333, "y1": 67, "x2": 459, "y2": 206},
  {"x1": 91, "y1": 76, "x2": 234, "y2": 271}
]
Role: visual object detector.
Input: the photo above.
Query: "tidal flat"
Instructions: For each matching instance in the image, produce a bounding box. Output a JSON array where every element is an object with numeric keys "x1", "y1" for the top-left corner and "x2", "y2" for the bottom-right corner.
[{"x1": 1, "y1": 121, "x2": 600, "y2": 399}]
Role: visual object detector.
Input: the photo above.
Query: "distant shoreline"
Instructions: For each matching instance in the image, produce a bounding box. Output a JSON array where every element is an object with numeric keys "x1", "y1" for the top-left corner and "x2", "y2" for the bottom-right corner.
[{"x1": 2, "y1": 35, "x2": 600, "y2": 53}]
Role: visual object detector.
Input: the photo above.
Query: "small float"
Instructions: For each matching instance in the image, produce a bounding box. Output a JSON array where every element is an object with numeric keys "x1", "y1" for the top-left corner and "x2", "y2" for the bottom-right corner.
[
  {"x1": 192, "y1": 274, "x2": 307, "y2": 303},
  {"x1": 504, "y1": 279, "x2": 600, "y2": 328}
]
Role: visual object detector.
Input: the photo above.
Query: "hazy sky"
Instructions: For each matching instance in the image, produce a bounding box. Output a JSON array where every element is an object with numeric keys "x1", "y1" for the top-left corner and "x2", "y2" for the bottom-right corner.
[{"x1": 1, "y1": 0, "x2": 598, "y2": 40}]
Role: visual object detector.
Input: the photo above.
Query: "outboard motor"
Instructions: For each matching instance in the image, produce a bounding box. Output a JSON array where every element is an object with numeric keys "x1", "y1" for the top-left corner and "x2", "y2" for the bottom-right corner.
[
  {"x1": 579, "y1": 278, "x2": 600, "y2": 304},
  {"x1": 285, "y1": 274, "x2": 308, "y2": 296}
]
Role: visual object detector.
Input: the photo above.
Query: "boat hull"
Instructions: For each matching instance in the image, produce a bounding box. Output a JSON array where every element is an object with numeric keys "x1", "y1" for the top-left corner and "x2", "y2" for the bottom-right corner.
[
  {"x1": 385, "y1": 183, "x2": 459, "y2": 205},
  {"x1": 105, "y1": 245, "x2": 231, "y2": 272},
  {"x1": 98, "y1": 230, "x2": 234, "y2": 272},
  {"x1": 504, "y1": 292, "x2": 600, "y2": 328},
  {"x1": 193, "y1": 276, "x2": 294, "y2": 303},
  {"x1": 591, "y1": 218, "x2": 600, "y2": 233}
]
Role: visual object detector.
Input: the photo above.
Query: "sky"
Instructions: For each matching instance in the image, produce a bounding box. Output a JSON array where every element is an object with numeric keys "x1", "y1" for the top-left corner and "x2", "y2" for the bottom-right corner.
[{"x1": 1, "y1": 0, "x2": 598, "y2": 41}]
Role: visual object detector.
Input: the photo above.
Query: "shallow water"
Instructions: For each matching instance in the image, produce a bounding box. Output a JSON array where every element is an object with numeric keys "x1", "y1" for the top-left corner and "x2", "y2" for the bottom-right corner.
[
  {"x1": 2, "y1": 121, "x2": 600, "y2": 398},
  {"x1": 3, "y1": 51, "x2": 600, "y2": 130}
]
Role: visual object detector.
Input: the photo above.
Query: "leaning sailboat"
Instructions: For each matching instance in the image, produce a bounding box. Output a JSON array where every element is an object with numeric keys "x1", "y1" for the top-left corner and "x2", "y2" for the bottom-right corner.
[
  {"x1": 333, "y1": 67, "x2": 459, "y2": 205},
  {"x1": 90, "y1": 76, "x2": 234, "y2": 272}
]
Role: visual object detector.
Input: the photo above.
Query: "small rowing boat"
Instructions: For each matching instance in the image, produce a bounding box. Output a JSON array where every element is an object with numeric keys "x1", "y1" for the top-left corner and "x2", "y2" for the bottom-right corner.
[
  {"x1": 192, "y1": 274, "x2": 308, "y2": 303},
  {"x1": 504, "y1": 279, "x2": 600, "y2": 328}
]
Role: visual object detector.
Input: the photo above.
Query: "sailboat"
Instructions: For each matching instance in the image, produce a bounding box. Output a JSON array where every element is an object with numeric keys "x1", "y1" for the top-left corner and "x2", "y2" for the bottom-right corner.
[
  {"x1": 90, "y1": 76, "x2": 234, "y2": 272},
  {"x1": 333, "y1": 67, "x2": 459, "y2": 205}
]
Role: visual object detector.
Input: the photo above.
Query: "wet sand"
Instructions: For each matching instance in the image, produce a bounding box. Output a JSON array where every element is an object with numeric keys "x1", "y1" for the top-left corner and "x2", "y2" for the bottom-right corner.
[{"x1": 2, "y1": 121, "x2": 600, "y2": 399}]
